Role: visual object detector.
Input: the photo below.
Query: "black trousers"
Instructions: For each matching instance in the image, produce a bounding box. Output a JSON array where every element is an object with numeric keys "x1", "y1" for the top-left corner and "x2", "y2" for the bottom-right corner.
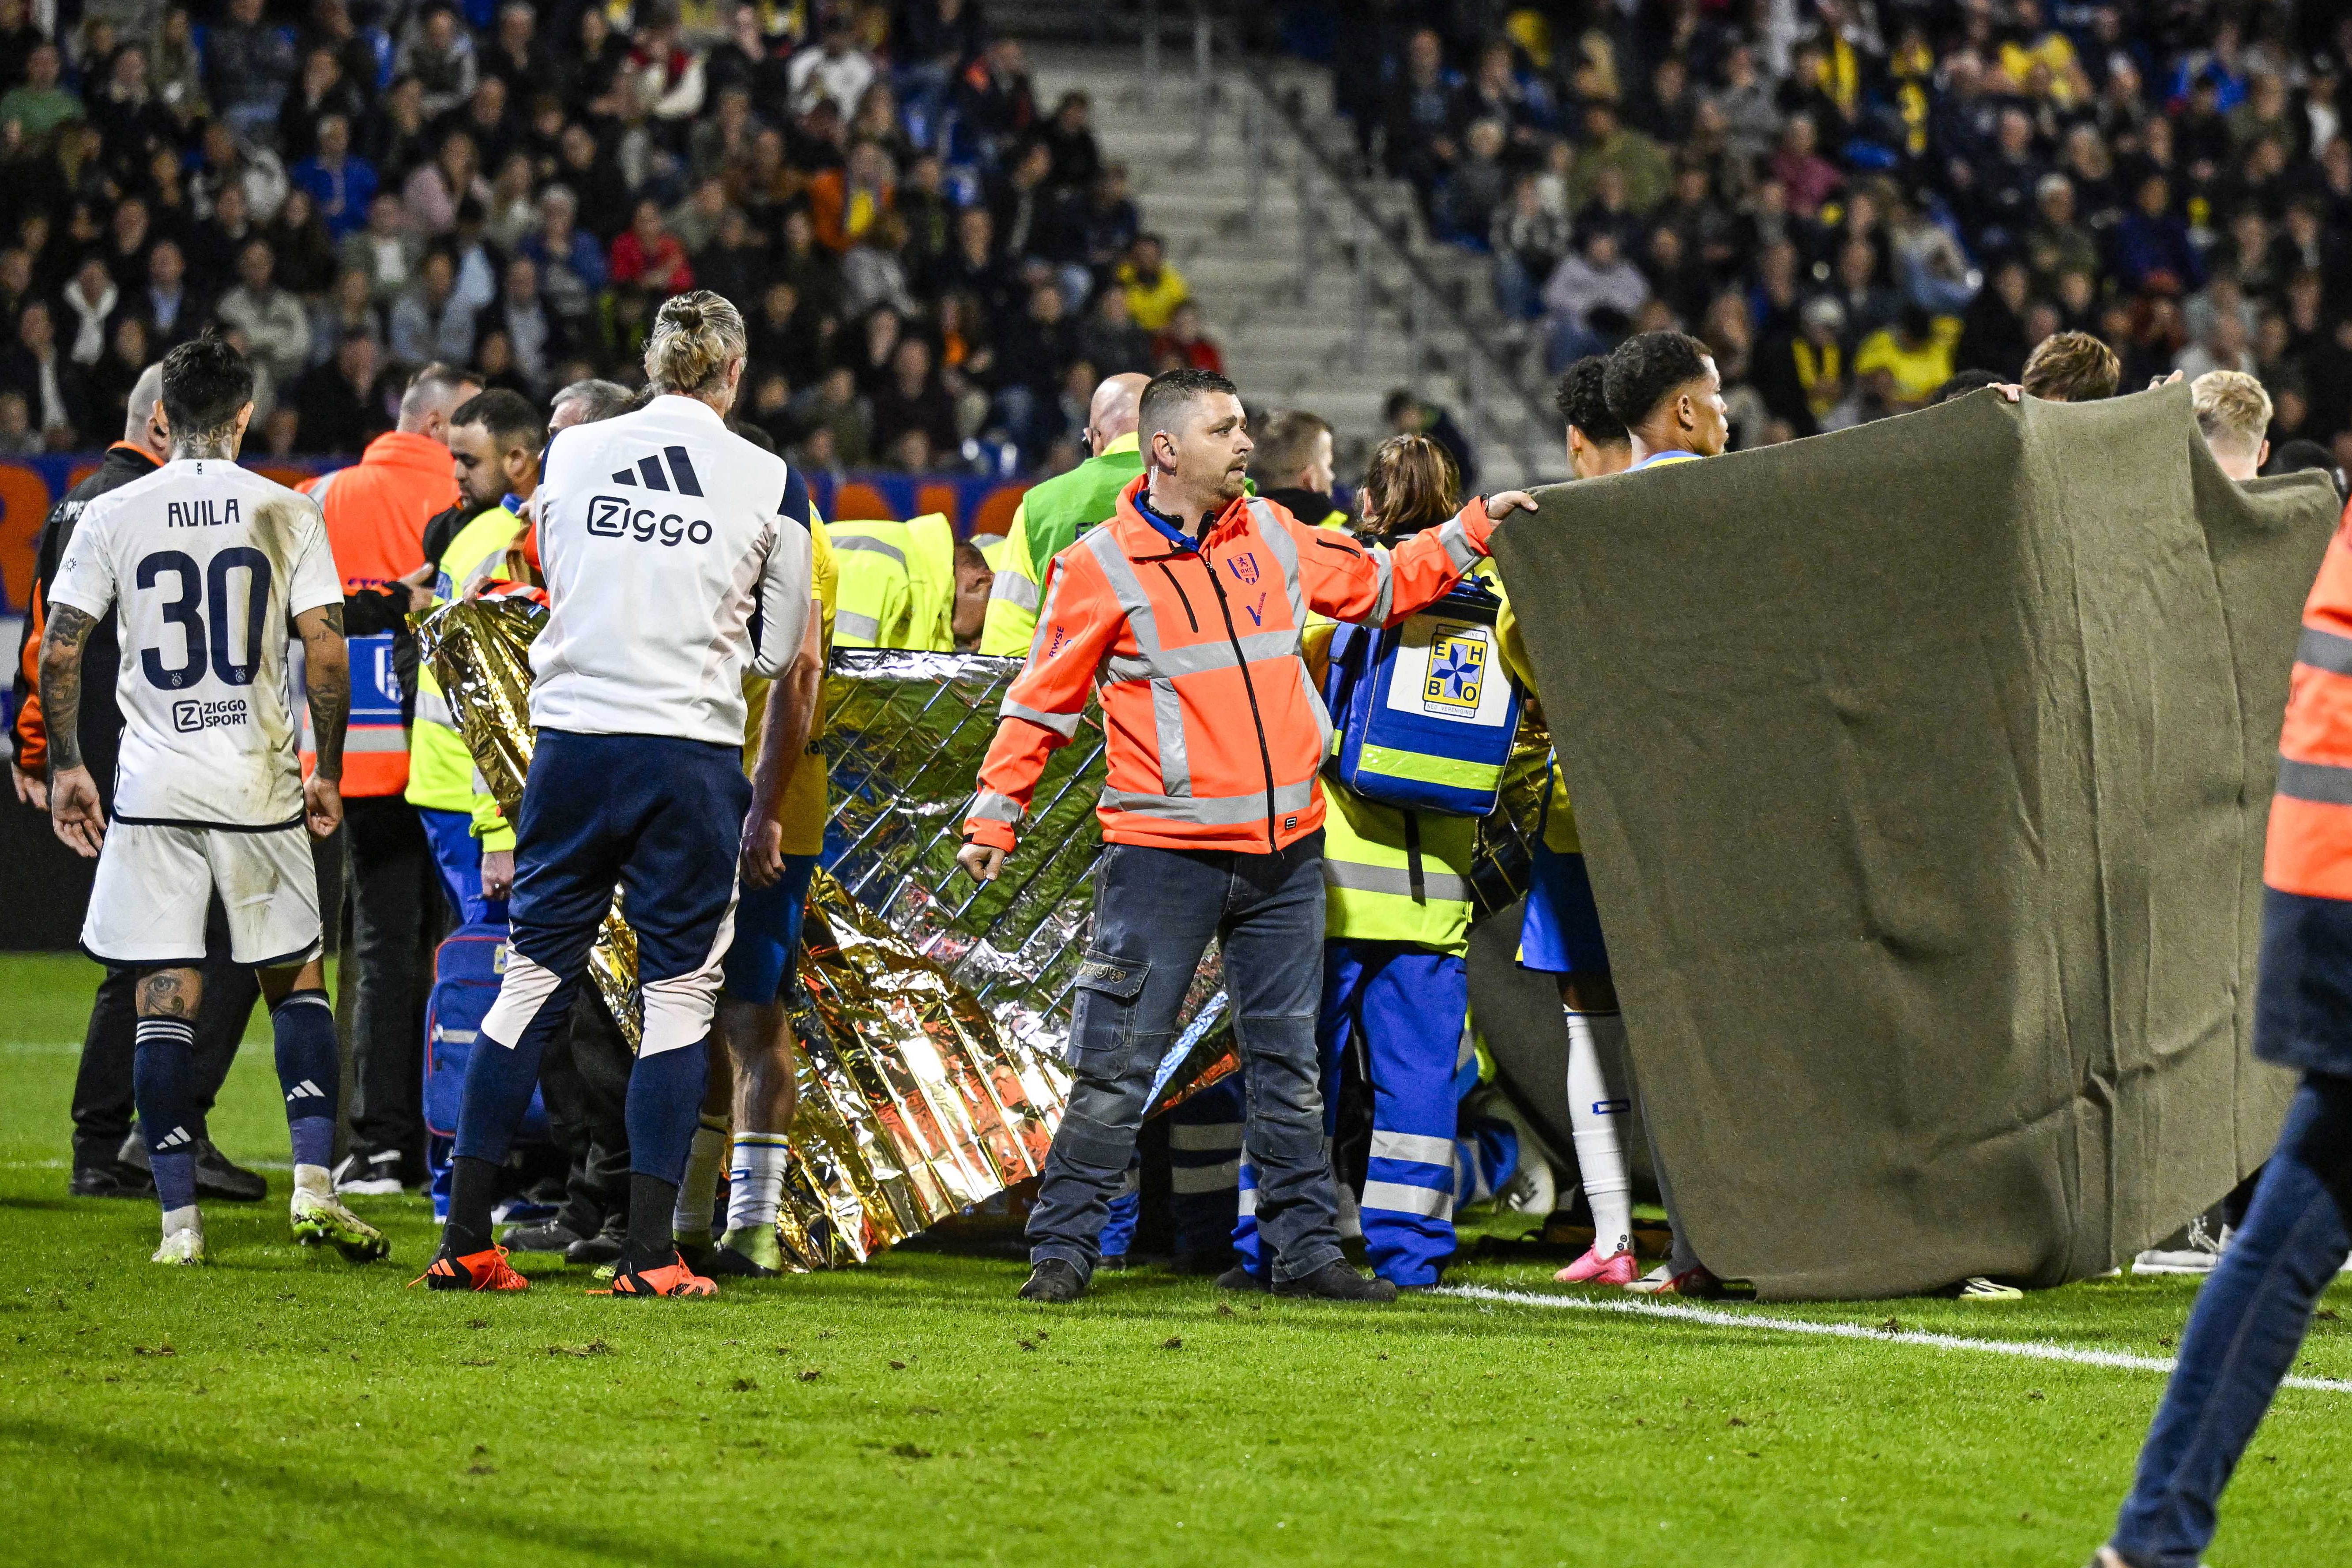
[
  {"x1": 540, "y1": 987, "x2": 634, "y2": 1235},
  {"x1": 341, "y1": 795, "x2": 438, "y2": 1162},
  {"x1": 69, "y1": 895, "x2": 257, "y2": 1171}
]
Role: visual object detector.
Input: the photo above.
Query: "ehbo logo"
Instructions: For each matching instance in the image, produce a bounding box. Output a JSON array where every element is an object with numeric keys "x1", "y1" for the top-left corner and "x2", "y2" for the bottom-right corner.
[
  {"x1": 588, "y1": 495, "x2": 714, "y2": 546},
  {"x1": 173, "y1": 696, "x2": 250, "y2": 733},
  {"x1": 1421, "y1": 625, "x2": 1488, "y2": 716}
]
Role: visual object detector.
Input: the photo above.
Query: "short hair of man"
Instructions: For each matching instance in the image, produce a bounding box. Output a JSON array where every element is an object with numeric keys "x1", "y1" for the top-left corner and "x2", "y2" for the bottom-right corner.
[
  {"x1": 1603, "y1": 330, "x2": 1713, "y2": 429},
  {"x1": 1251, "y1": 409, "x2": 1332, "y2": 485},
  {"x1": 1932, "y1": 368, "x2": 2008, "y2": 405},
  {"x1": 2269, "y1": 438, "x2": 2348, "y2": 498},
  {"x1": 1554, "y1": 356, "x2": 1628, "y2": 445},
  {"x1": 2191, "y1": 369, "x2": 2272, "y2": 457},
  {"x1": 401, "y1": 360, "x2": 483, "y2": 426},
  {"x1": 1139, "y1": 366, "x2": 1240, "y2": 447},
  {"x1": 551, "y1": 377, "x2": 636, "y2": 425},
  {"x1": 123, "y1": 362, "x2": 165, "y2": 443},
  {"x1": 452, "y1": 387, "x2": 546, "y2": 454},
  {"x1": 158, "y1": 334, "x2": 256, "y2": 445},
  {"x1": 2020, "y1": 331, "x2": 2120, "y2": 402}
]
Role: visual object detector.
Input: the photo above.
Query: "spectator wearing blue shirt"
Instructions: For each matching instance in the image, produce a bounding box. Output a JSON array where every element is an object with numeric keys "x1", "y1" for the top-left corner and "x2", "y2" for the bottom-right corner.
[
  {"x1": 2113, "y1": 173, "x2": 2203, "y2": 296},
  {"x1": 290, "y1": 114, "x2": 380, "y2": 241}
]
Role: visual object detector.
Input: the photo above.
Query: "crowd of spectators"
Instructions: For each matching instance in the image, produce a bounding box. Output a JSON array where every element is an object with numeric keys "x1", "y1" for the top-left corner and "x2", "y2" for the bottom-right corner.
[
  {"x1": 1340, "y1": 0, "x2": 2352, "y2": 461},
  {"x1": 0, "y1": 0, "x2": 1226, "y2": 471}
]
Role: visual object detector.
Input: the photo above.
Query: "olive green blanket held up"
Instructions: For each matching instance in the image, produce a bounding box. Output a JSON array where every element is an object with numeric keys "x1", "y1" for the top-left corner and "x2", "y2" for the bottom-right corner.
[{"x1": 1487, "y1": 384, "x2": 2341, "y2": 1299}]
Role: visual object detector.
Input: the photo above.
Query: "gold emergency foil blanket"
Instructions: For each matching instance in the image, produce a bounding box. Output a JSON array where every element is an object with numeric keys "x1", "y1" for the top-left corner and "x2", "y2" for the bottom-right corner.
[
  {"x1": 413, "y1": 596, "x2": 640, "y2": 1049},
  {"x1": 766, "y1": 869, "x2": 1069, "y2": 1270}
]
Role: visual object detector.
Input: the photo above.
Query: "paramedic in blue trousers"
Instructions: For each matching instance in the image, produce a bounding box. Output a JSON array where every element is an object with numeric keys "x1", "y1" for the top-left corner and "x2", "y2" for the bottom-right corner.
[
  {"x1": 1230, "y1": 432, "x2": 1513, "y2": 1290},
  {"x1": 417, "y1": 291, "x2": 815, "y2": 1297}
]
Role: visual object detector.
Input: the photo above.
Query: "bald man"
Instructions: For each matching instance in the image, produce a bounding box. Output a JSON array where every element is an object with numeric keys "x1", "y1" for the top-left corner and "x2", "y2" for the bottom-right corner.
[
  {"x1": 12, "y1": 364, "x2": 276, "y2": 1201},
  {"x1": 978, "y1": 372, "x2": 1150, "y2": 656}
]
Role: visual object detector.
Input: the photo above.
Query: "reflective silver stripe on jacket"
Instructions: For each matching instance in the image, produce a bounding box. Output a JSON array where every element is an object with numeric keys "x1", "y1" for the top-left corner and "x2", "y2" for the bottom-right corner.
[
  {"x1": 2277, "y1": 759, "x2": 2352, "y2": 807},
  {"x1": 992, "y1": 565, "x2": 1041, "y2": 612},
  {"x1": 835, "y1": 610, "x2": 882, "y2": 643},
  {"x1": 2297, "y1": 626, "x2": 2352, "y2": 677},
  {"x1": 1435, "y1": 511, "x2": 1480, "y2": 572},
  {"x1": 969, "y1": 790, "x2": 1023, "y2": 823},
  {"x1": 1321, "y1": 858, "x2": 1471, "y2": 905},
  {"x1": 1102, "y1": 628, "x2": 1296, "y2": 685},
  {"x1": 1101, "y1": 775, "x2": 1316, "y2": 824},
  {"x1": 1360, "y1": 543, "x2": 1396, "y2": 625},
  {"x1": 1001, "y1": 699, "x2": 1080, "y2": 738},
  {"x1": 1151, "y1": 679, "x2": 1190, "y2": 796},
  {"x1": 832, "y1": 532, "x2": 907, "y2": 567},
  {"x1": 344, "y1": 726, "x2": 409, "y2": 751},
  {"x1": 1249, "y1": 499, "x2": 1309, "y2": 641},
  {"x1": 414, "y1": 687, "x2": 457, "y2": 729}
]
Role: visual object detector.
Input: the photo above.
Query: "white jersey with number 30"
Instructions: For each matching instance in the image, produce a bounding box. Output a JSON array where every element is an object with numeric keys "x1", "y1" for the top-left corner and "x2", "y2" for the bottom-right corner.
[{"x1": 47, "y1": 458, "x2": 342, "y2": 828}]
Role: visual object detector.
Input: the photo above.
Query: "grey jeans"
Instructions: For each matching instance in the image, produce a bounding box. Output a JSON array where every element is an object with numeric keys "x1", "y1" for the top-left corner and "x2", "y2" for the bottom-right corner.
[{"x1": 1027, "y1": 832, "x2": 1343, "y2": 1284}]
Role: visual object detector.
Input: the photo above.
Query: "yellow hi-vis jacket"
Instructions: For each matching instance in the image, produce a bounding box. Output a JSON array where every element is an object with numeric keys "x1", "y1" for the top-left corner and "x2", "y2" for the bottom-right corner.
[
  {"x1": 1319, "y1": 555, "x2": 1506, "y2": 953},
  {"x1": 830, "y1": 513, "x2": 957, "y2": 650},
  {"x1": 407, "y1": 500, "x2": 529, "y2": 849},
  {"x1": 741, "y1": 513, "x2": 837, "y2": 857},
  {"x1": 1496, "y1": 587, "x2": 1579, "y2": 854}
]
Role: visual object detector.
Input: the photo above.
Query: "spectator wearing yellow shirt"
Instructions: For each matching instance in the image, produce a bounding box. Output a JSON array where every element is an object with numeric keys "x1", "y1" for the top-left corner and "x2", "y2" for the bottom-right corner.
[
  {"x1": 1116, "y1": 233, "x2": 1189, "y2": 331},
  {"x1": 1855, "y1": 304, "x2": 1960, "y2": 412}
]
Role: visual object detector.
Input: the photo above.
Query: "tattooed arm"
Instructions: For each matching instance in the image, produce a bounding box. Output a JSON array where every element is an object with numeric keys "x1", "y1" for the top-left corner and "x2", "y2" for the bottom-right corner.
[
  {"x1": 294, "y1": 602, "x2": 349, "y2": 838},
  {"x1": 38, "y1": 602, "x2": 105, "y2": 857}
]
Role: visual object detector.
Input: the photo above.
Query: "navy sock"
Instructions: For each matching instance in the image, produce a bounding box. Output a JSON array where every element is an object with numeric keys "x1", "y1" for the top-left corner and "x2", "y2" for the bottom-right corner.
[
  {"x1": 445, "y1": 1156, "x2": 501, "y2": 1256},
  {"x1": 271, "y1": 989, "x2": 338, "y2": 1170},
  {"x1": 133, "y1": 1018, "x2": 199, "y2": 1212},
  {"x1": 626, "y1": 1171, "x2": 681, "y2": 1270},
  {"x1": 625, "y1": 1038, "x2": 710, "y2": 1188}
]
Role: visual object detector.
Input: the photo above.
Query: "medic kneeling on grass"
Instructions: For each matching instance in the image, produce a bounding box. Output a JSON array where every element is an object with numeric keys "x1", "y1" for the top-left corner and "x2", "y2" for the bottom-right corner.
[{"x1": 955, "y1": 366, "x2": 1539, "y2": 1305}]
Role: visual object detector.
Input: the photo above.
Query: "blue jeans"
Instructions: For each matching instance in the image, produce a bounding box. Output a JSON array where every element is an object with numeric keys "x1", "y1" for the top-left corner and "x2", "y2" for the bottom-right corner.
[
  {"x1": 2110, "y1": 1072, "x2": 2352, "y2": 1567},
  {"x1": 1026, "y1": 834, "x2": 1343, "y2": 1285},
  {"x1": 418, "y1": 806, "x2": 506, "y2": 927}
]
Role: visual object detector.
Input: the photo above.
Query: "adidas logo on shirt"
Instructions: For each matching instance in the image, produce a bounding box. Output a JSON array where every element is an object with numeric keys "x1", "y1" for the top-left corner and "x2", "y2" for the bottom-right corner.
[{"x1": 605, "y1": 446, "x2": 707, "y2": 496}]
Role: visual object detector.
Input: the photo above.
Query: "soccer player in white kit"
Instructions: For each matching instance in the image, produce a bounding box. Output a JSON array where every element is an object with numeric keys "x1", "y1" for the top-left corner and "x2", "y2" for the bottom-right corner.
[
  {"x1": 39, "y1": 335, "x2": 388, "y2": 1267},
  {"x1": 418, "y1": 292, "x2": 815, "y2": 1297}
]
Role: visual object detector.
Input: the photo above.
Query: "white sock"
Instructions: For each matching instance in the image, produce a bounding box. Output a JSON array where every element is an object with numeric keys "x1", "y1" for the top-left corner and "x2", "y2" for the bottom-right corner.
[
  {"x1": 673, "y1": 1115, "x2": 730, "y2": 1238},
  {"x1": 292, "y1": 1164, "x2": 333, "y2": 1204},
  {"x1": 161, "y1": 1203, "x2": 202, "y2": 1239},
  {"x1": 725, "y1": 1132, "x2": 791, "y2": 1234},
  {"x1": 1564, "y1": 1006, "x2": 1634, "y2": 1258},
  {"x1": 1653, "y1": 1147, "x2": 1700, "y2": 1275}
]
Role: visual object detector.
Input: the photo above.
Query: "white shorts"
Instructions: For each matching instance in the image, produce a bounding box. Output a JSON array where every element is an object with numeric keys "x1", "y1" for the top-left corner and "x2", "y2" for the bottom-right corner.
[{"x1": 83, "y1": 820, "x2": 323, "y2": 969}]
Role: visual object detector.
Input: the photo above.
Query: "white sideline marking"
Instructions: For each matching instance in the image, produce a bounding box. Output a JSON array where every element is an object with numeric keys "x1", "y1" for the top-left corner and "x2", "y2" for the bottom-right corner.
[{"x1": 1438, "y1": 1284, "x2": 2352, "y2": 1395}]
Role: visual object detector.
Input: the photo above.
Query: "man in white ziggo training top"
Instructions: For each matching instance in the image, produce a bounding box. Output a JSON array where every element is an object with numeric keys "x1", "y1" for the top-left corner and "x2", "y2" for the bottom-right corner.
[{"x1": 417, "y1": 290, "x2": 817, "y2": 1298}]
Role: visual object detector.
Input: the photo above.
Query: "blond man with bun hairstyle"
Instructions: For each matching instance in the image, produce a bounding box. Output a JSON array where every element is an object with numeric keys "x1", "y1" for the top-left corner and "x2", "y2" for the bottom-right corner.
[
  {"x1": 419, "y1": 288, "x2": 820, "y2": 1299},
  {"x1": 2191, "y1": 369, "x2": 2273, "y2": 481}
]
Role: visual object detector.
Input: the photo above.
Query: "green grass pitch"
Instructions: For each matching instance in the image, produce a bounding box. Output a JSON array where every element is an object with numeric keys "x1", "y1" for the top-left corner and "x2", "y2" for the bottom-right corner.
[{"x1": 2, "y1": 949, "x2": 2347, "y2": 1566}]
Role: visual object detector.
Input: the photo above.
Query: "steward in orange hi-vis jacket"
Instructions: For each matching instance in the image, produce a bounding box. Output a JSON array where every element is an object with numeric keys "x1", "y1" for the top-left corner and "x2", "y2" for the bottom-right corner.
[
  {"x1": 963, "y1": 474, "x2": 1500, "y2": 857},
  {"x1": 955, "y1": 368, "x2": 1538, "y2": 1309}
]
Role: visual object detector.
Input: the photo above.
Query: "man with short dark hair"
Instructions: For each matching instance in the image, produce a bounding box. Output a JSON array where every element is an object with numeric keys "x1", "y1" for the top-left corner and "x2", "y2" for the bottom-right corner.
[
  {"x1": 1603, "y1": 330, "x2": 1731, "y2": 465},
  {"x1": 2020, "y1": 329, "x2": 2121, "y2": 402},
  {"x1": 959, "y1": 366, "x2": 1539, "y2": 1305},
  {"x1": 407, "y1": 387, "x2": 546, "y2": 928},
  {"x1": 39, "y1": 335, "x2": 380, "y2": 1267}
]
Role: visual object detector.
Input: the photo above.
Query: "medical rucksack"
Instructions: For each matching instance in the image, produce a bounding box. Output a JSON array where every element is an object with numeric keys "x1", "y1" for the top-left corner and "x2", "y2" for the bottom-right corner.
[
  {"x1": 422, "y1": 921, "x2": 548, "y2": 1146},
  {"x1": 1323, "y1": 574, "x2": 1523, "y2": 817}
]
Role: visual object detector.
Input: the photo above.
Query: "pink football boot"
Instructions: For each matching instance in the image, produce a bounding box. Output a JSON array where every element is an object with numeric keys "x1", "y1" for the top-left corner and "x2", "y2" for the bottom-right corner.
[{"x1": 1554, "y1": 1245, "x2": 1640, "y2": 1286}]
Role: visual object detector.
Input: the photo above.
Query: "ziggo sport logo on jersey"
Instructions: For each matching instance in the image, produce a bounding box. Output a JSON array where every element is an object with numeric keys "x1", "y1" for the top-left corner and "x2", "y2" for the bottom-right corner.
[
  {"x1": 588, "y1": 496, "x2": 715, "y2": 546},
  {"x1": 172, "y1": 697, "x2": 249, "y2": 733}
]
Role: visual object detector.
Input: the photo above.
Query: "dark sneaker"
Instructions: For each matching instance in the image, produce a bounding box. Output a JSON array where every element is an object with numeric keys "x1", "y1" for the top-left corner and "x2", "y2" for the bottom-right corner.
[
  {"x1": 1272, "y1": 1260, "x2": 1399, "y2": 1302},
  {"x1": 331, "y1": 1149, "x2": 406, "y2": 1196},
  {"x1": 501, "y1": 1220, "x2": 585, "y2": 1254},
  {"x1": 194, "y1": 1138, "x2": 267, "y2": 1202},
  {"x1": 565, "y1": 1221, "x2": 625, "y2": 1267},
  {"x1": 70, "y1": 1162, "x2": 154, "y2": 1199},
  {"x1": 1215, "y1": 1264, "x2": 1270, "y2": 1292},
  {"x1": 1017, "y1": 1259, "x2": 1086, "y2": 1302}
]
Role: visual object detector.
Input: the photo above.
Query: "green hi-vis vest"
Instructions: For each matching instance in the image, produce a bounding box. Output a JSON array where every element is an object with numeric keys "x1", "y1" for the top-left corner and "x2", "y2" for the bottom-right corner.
[
  {"x1": 831, "y1": 513, "x2": 956, "y2": 650},
  {"x1": 406, "y1": 503, "x2": 527, "y2": 833},
  {"x1": 977, "y1": 439, "x2": 1146, "y2": 655}
]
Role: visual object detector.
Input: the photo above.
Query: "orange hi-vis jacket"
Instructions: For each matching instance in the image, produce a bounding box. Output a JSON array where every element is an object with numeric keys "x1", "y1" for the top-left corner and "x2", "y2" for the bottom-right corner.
[
  {"x1": 298, "y1": 430, "x2": 459, "y2": 796},
  {"x1": 963, "y1": 475, "x2": 1498, "y2": 855},
  {"x1": 2267, "y1": 498, "x2": 2352, "y2": 900}
]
